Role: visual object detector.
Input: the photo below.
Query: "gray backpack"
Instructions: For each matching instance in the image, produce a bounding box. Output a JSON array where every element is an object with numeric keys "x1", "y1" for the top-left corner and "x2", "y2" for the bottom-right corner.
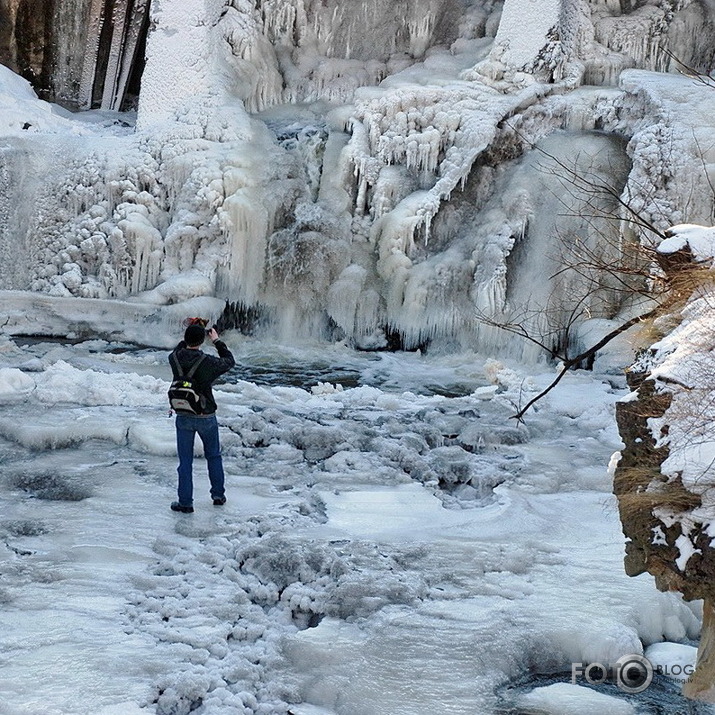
[{"x1": 168, "y1": 353, "x2": 207, "y2": 414}]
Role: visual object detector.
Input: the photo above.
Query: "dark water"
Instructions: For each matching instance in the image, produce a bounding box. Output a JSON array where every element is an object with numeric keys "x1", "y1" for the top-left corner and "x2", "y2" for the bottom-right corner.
[
  {"x1": 221, "y1": 356, "x2": 479, "y2": 396},
  {"x1": 10, "y1": 335, "x2": 483, "y2": 396},
  {"x1": 223, "y1": 358, "x2": 362, "y2": 390},
  {"x1": 13, "y1": 336, "x2": 145, "y2": 353},
  {"x1": 498, "y1": 672, "x2": 715, "y2": 715},
  {"x1": 13, "y1": 335, "x2": 86, "y2": 347}
]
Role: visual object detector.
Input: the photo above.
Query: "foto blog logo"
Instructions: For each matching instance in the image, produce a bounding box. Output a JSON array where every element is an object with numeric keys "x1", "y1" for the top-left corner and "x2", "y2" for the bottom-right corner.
[{"x1": 572, "y1": 655, "x2": 654, "y2": 694}]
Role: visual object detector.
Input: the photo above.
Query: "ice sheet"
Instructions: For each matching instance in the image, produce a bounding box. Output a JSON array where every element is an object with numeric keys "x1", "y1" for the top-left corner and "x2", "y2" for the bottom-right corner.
[{"x1": 0, "y1": 337, "x2": 703, "y2": 714}]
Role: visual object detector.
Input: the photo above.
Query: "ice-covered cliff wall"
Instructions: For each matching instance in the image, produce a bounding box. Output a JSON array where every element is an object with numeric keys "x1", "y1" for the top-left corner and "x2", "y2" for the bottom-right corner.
[{"x1": 1, "y1": 0, "x2": 715, "y2": 356}]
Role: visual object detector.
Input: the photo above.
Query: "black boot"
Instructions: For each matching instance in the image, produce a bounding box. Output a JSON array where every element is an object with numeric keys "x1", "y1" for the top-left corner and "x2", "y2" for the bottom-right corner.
[{"x1": 171, "y1": 501, "x2": 194, "y2": 513}]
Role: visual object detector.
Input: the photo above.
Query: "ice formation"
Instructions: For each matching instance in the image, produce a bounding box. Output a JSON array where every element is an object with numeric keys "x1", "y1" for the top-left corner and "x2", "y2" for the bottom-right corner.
[
  {"x1": 0, "y1": 0, "x2": 713, "y2": 358},
  {"x1": 516, "y1": 683, "x2": 635, "y2": 715}
]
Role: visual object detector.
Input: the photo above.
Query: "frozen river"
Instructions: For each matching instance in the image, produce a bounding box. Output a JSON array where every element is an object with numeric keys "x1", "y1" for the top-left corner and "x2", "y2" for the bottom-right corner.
[{"x1": 0, "y1": 333, "x2": 710, "y2": 715}]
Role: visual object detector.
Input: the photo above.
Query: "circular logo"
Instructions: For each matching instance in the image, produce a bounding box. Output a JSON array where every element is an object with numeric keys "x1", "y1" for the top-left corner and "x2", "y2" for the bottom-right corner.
[{"x1": 615, "y1": 654, "x2": 653, "y2": 694}]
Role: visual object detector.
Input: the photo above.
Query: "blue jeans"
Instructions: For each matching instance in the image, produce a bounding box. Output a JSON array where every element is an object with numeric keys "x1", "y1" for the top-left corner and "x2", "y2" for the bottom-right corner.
[{"x1": 175, "y1": 414, "x2": 225, "y2": 506}]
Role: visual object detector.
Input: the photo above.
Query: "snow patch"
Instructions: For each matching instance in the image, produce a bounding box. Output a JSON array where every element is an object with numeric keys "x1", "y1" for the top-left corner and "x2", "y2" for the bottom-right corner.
[{"x1": 516, "y1": 683, "x2": 635, "y2": 715}]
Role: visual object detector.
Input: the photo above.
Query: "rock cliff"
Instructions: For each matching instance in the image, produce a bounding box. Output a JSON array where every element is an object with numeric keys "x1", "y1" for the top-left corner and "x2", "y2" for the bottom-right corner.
[
  {"x1": 0, "y1": 0, "x2": 149, "y2": 110},
  {"x1": 614, "y1": 225, "x2": 715, "y2": 701}
]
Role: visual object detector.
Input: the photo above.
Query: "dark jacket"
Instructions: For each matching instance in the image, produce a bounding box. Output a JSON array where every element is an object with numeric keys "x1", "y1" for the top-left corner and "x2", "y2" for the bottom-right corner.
[{"x1": 169, "y1": 340, "x2": 235, "y2": 415}]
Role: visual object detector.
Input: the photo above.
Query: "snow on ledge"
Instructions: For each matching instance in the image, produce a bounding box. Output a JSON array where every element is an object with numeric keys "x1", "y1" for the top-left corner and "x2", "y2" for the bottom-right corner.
[
  {"x1": 658, "y1": 224, "x2": 715, "y2": 262},
  {"x1": 0, "y1": 65, "x2": 76, "y2": 136}
]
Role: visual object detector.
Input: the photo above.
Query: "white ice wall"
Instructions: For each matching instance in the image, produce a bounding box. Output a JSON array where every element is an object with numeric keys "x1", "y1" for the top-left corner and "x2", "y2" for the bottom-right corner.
[{"x1": 2, "y1": 0, "x2": 715, "y2": 356}]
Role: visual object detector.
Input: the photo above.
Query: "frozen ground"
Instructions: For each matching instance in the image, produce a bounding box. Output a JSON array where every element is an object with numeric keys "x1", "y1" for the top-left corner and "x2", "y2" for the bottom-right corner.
[{"x1": 0, "y1": 329, "x2": 711, "y2": 715}]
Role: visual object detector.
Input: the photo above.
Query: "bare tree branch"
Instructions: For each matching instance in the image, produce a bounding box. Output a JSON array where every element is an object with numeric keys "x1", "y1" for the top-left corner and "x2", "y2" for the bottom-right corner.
[
  {"x1": 663, "y1": 48, "x2": 715, "y2": 90},
  {"x1": 511, "y1": 307, "x2": 660, "y2": 422}
]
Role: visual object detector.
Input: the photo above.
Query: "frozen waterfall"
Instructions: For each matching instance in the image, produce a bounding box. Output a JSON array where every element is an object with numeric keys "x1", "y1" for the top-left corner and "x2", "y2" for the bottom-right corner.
[{"x1": 0, "y1": 0, "x2": 714, "y2": 359}]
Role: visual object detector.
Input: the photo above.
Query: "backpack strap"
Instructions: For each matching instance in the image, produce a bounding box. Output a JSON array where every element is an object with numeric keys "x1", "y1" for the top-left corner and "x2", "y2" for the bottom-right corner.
[
  {"x1": 170, "y1": 351, "x2": 207, "y2": 380},
  {"x1": 169, "y1": 350, "x2": 184, "y2": 377},
  {"x1": 185, "y1": 353, "x2": 207, "y2": 379}
]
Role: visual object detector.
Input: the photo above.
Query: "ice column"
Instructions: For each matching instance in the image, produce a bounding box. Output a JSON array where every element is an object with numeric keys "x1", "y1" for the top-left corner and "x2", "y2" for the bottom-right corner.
[
  {"x1": 464, "y1": 0, "x2": 565, "y2": 83},
  {"x1": 496, "y1": 0, "x2": 563, "y2": 69},
  {"x1": 117, "y1": 205, "x2": 163, "y2": 294},
  {"x1": 136, "y1": 0, "x2": 223, "y2": 129},
  {"x1": 99, "y1": 0, "x2": 151, "y2": 111},
  {"x1": 77, "y1": 0, "x2": 107, "y2": 109},
  {"x1": 218, "y1": 166, "x2": 272, "y2": 306}
]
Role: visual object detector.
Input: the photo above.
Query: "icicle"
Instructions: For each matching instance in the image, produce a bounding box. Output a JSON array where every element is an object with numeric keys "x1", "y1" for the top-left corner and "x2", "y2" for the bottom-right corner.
[
  {"x1": 408, "y1": 12, "x2": 434, "y2": 58},
  {"x1": 372, "y1": 191, "x2": 429, "y2": 282},
  {"x1": 326, "y1": 264, "x2": 367, "y2": 334},
  {"x1": 218, "y1": 183, "x2": 272, "y2": 305},
  {"x1": 77, "y1": 0, "x2": 105, "y2": 110},
  {"x1": 372, "y1": 166, "x2": 413, "y2": 219},
  {"x1": 262, "y1": 0, "x2": 301, "y2": 43},
  {"x1": 115, "y1": 205, "x2": 164, "y2": 294},
  {"x1": 594, "y1": 6, "x2": 670, "y2": 74}
]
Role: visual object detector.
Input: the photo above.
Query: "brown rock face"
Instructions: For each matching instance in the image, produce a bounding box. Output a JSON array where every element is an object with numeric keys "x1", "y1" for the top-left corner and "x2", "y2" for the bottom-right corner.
[
  {"x1": 615, "y1": 241, "x2": 715, "y2": 607},
  {"x1": 614, "y1": 247, "x2": 715, "y2": 702},
  {"x1": 0, "y1": 0, "x2": 149, "y2": 111},
  {"x1": 615, "y1": 356, "x2": 715, "y2": 702},
  {"x1": 0, "y1": 0, "x2": 52, "y2": 92},
  {"x1": 614, "y1": 367, "x2": 709, "y2": 600}
]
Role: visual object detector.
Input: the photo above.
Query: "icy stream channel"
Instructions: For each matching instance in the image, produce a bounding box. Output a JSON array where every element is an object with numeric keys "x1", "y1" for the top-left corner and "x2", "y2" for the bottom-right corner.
[{"x1": 0, "y1": 334, "x2": 709, "y2": 714}]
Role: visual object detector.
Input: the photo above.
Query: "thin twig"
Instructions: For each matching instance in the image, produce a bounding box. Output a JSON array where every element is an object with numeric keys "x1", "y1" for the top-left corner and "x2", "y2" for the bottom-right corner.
[{"x1": 511, "y1": 307, "x2": 660, "y2": 422}]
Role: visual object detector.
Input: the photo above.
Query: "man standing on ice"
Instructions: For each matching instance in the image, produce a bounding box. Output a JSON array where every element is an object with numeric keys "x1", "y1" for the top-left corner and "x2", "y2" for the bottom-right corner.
[{"x1": 168, "y1": 323, "x2": 235, "y2": 513}]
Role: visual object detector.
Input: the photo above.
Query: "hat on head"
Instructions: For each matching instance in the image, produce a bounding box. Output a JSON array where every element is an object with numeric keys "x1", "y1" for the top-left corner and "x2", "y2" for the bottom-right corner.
[{"x1": 184, "y1": 324, "x2": 205, "y2": 347}]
